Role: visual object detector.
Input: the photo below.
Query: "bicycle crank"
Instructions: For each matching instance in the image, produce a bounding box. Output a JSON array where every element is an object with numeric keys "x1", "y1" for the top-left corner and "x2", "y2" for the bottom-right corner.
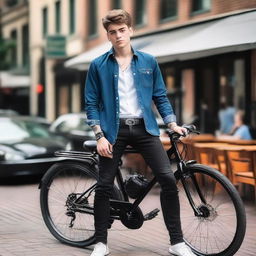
[{"x1": 119, "y1": 207, "x2": 144, "y2": 229}]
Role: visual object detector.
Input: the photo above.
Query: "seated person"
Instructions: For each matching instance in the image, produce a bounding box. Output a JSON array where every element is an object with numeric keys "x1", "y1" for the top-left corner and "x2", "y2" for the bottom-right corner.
[
  {"x1": 218, "y1": 110, "x2": 252, "y2": 140},
  {"x1": 218, "y1": 103, "x2": 235, "y2": 134}
]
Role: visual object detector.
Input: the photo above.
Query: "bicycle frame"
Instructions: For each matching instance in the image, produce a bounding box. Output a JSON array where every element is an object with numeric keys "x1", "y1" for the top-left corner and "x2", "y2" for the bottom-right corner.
[
  {"x1": 40, "y1": 125, "x2": 247, "y2": 255},
  {"x1": 64, "y1": 127, "x2": 208, "y2": 219}
]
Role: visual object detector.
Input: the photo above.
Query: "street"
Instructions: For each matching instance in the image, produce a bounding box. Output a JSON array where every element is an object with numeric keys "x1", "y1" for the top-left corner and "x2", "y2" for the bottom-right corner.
[{"x1": 0, "y1": 179, "x2": 255, "y2": 256}]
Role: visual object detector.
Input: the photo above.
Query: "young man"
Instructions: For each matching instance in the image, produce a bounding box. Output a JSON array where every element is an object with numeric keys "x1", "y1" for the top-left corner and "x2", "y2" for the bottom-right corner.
[{"x1": 85, "y1": 9, "x2": 195, "y2": 256}]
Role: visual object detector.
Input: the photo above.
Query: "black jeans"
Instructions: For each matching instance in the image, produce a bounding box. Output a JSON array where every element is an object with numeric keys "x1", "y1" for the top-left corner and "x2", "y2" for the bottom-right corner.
[{"x1": 94, "y1": 122, "x2": 183, "y2": 245}]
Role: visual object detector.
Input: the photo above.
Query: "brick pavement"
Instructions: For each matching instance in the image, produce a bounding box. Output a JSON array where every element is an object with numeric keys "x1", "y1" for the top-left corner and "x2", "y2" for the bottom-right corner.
[{"x1": 0, "y1": 181, "x2": 255, "y2": 256}]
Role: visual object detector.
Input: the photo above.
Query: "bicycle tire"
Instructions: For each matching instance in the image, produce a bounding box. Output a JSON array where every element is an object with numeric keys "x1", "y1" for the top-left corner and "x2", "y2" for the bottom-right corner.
[
  {"x1": 40, "y1": 161, "x2": 122, "y2": 247},
  {"x1": 177, "y1": 163, "x2": 246, "y2": 256}
]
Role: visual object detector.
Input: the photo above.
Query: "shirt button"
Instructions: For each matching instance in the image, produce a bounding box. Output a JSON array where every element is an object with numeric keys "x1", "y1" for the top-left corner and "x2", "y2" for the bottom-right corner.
[
  {"x1": 133, "y1": 73, "x2": 136, "y2": 75},
  {"x1": 114, "y1": 74, "x2": 117, "y2": 77}
]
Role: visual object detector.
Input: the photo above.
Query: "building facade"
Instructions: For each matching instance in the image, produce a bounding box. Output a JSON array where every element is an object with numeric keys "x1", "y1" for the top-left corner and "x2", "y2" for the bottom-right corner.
[
  {"x1": 66, "y1": 0, "x2": 256, "y2": 134},
  {"x1": 0, "y1": 0, "x2": 30, "y2": 114},
  {"x1": 1, "y1": 0, "x2": 255, "y2": 135},
  {"x1": 29, "y1": 0, "x2": 90, "y2": 121}
]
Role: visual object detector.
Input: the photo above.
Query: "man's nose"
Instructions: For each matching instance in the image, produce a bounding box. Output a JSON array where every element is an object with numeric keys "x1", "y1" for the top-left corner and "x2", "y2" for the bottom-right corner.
[{"x1": 116, "y1": 31, "x2": 122, "y2": 38}]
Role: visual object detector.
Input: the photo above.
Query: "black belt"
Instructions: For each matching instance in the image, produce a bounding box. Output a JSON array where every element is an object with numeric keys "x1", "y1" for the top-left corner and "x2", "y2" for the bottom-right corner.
[{"x1": 120, "y1": 118, "x2": 144, "y2": 126}]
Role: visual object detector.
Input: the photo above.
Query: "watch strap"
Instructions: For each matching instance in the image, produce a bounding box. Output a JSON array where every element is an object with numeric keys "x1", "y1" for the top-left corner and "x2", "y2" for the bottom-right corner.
[{"x1": 95, "y1": 132, "x2": 104, "y2": 141}]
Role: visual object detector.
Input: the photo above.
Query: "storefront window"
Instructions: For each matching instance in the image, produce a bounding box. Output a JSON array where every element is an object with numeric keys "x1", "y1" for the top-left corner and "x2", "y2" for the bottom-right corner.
[
  {"x1": 219, "y1": 58, "x2": 245, "y2": 111},
  {"x1": 182, "y1": 69, "x2": 195, "y2": 124},
  {"x1": 164, "y1": 66, "x2": 176, "y2": 93}
]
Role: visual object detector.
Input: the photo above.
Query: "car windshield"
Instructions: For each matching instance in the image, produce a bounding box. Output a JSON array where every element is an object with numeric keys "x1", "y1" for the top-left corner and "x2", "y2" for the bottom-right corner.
[
  {"x1": 56, "y1": 117, "x2": 91, "y2": 133},
  {"x1": 0, "y1": 119, "x2": 51, "y2": 142}
]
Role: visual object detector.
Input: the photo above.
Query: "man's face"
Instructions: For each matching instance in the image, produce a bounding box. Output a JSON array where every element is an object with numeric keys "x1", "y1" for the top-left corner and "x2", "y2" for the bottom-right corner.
[{"x1": 107, "y1": 23, "x2": 133, "y2": 49}]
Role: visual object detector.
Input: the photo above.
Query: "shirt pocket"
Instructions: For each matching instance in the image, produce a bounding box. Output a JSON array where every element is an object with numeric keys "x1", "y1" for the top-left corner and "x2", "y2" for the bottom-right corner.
[{"x1": 139, "y1": 68, "x2": 153, "y2": 87}]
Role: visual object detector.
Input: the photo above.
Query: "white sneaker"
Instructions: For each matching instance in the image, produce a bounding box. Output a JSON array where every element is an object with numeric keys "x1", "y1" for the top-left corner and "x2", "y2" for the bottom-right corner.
[
  {"x1": 90, "y1": 242, "x2": 110, "y2": 256},
  {"x1": 169, "y1": 242, "x2": 196, "y2": 256}
]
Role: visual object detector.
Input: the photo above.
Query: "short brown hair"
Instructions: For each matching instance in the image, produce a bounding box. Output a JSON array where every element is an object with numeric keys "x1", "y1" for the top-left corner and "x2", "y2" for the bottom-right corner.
[{"x1": 102, "y1": 9, "x2": 132, "y2": 31}]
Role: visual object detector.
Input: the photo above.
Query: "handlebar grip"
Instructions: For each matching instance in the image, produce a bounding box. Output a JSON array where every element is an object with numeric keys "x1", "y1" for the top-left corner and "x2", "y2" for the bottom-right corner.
[{"x1": 165, "y1": 124, "x2": 200, "y2": 140}]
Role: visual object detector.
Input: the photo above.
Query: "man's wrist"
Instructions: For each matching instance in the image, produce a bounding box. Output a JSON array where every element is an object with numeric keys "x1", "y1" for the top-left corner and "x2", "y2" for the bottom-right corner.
[
  {"x1": 168, "y1": 122, "x2": 178, "y2": 130},
  {"x1": 92, "y1": 125, "x2": 102, "y2": 135},
  {"x1": 95, "y1": 131, "x2": 105, "y2": 141}
]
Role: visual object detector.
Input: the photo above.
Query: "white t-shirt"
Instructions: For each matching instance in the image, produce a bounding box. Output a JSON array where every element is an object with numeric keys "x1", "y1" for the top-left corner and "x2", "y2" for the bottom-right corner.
[{"x1": 118, "y1": 65, "x2": 143, "y2": 118}]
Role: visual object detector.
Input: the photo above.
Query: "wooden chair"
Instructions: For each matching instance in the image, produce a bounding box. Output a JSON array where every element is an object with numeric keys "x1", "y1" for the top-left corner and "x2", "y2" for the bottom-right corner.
[
  {"x1": 194, "y1": 146, "x2": 219, "y2": 170},
  {"x1": 227, "y1": 149, "x2": 256, "y2": 200},
  {"x1": 214, "y1": 148, "x2": 229, "y2": 177}
]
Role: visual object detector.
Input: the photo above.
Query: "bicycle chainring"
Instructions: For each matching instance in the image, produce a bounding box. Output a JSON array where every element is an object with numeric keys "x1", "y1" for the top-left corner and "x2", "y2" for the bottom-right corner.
[{"x1": 119, "y1": 207, "x2": 144, "y2": 229}]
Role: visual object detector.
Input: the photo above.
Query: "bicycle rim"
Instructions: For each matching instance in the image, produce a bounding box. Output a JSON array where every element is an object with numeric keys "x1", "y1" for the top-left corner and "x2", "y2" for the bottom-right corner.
[
  {"x1": 40, "y1": 162, "x2": 97, "y2": 247},
  {"x1": 177, "y1": 164, "x2": 246, "y2": 256}
]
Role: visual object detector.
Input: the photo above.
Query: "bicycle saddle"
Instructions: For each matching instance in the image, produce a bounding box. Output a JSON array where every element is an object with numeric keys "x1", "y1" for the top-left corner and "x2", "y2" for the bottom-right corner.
[{"x1": 83, "y1": 140, "x2": 97, "y2": 152}]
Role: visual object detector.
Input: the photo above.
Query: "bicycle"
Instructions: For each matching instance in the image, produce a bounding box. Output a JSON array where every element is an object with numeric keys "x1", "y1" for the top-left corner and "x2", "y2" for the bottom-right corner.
[{"x1": 39, "y1": 125, "x2": 246, "y2": 256}]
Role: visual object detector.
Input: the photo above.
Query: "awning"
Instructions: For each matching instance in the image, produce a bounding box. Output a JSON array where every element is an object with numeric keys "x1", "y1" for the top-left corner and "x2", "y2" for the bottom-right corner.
[
  {"x1": 0, "y1": 72, "x2": 30, "y2": 88},
  {"x1": 65, "y1": 10, "x2": 256, "y2": 70}
]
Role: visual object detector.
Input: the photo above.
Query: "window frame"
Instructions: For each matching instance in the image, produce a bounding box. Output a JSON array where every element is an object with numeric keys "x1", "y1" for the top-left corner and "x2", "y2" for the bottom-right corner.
[
  {"x1": 111, "y1": 0, "x2": 122, "y2": 9},
  {"x1": 88, "y1": 0, "x2": 98, "y2": 38},
  {"x1": 69, "y1": 0, "x2": 75, "y2": 34},
  {"x1": 22, "y1": 24, "x2": 29, "y2": 69},
  {"x1": 134, "y1": 0, "x2": 147, "y2": 28},
  {"x1": 42, "y1": 7, "x2": 48, "y2": 38},
  {"x1": 55, "y1": 0, "x2": 61, "y2": 34},
  {"x1": 159, "y1": 0, "x2": 178, "y2": 24},
  {"x1": 191, "y1": 0, "x2": 211, "y2": 16}
]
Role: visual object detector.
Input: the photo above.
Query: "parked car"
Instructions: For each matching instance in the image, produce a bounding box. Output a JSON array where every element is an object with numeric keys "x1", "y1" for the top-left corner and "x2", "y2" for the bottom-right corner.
[
  {"x1": 0, "y1": 109, "x2": 19, "y2": 116},
  {"x1": 0, "y1": 116, "x2": 71, "y2": 177},
  {"x1": 49, "y1": 113, "x2": 94, "y2": 151}
]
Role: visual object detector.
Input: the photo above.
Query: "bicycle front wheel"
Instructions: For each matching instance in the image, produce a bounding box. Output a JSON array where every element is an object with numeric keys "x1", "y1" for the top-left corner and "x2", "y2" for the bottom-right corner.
[
  {"x1": 40, "y1": 161, "x2": 122, "y2": 247},
  {"x1": 177, "y1": 164, "x2": 246, "y2": 256}
]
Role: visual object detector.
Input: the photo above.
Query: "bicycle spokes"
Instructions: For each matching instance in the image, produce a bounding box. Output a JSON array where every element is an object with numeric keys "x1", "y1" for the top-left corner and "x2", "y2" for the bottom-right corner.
[{"x1": 178, "y1": 166, "x2": 243, "y2": 255}]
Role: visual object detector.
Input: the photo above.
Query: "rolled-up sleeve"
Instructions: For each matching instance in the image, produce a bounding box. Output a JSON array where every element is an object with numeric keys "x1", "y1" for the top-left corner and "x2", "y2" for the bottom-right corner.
[{"x1": 85, "y1": 61, "x2": 101, "y2": 126}]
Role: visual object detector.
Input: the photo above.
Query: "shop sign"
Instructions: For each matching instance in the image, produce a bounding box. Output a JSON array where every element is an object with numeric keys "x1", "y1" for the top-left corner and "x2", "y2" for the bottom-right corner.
[{"x1": 46, "y1": 35, "x2": 66, "y2": 58}]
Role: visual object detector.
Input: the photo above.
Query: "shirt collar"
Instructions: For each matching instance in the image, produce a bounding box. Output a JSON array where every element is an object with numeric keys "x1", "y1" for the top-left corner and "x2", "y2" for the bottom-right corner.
[{"x1": 107, "y1": 46, "x2": 138, "y2": 59}]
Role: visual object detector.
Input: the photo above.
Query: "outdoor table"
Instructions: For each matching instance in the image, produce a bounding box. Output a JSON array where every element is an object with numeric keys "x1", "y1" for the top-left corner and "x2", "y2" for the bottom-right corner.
[{"x1": 193, "y1": 143, "x2": 256, "y2": 180}]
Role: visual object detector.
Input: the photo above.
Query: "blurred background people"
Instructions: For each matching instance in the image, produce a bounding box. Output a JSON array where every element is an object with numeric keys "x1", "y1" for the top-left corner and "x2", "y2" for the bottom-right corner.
[
  {"x1": 218, "y1": 102, "x2": 236, "y2": 135},
  {"x1": 218, "y1": 110, "x2": 252, "y2": 140}
]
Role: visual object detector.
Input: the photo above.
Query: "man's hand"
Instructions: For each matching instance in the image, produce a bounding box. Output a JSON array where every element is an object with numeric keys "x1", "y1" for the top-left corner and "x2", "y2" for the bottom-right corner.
[
  {"x1": 97, "y1": 137, "x2": 113, "y2": 158},
  {"x1": 168, "y1": 122, "x2": 188, "y2": 136}
]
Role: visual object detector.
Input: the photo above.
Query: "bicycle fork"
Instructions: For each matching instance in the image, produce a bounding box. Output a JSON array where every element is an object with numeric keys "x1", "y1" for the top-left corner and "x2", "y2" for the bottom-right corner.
[{"x1": 179, "y1": 161, "x2": 208, "y2": 217}]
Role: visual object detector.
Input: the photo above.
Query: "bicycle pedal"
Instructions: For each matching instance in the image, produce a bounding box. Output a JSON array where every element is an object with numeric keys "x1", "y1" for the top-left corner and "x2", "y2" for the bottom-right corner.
[{"x1": 144, "y1": 208, "x2": 160, "y2": 221}]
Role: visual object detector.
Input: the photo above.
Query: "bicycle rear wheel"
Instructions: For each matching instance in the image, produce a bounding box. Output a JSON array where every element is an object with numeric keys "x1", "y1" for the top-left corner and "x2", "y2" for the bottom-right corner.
[
  {"x1": 40, "y1": 161, "x2": 122, "y2": 247},
  {"x1": 177, "y1": 164, "x2": 246, "y2": 256}
]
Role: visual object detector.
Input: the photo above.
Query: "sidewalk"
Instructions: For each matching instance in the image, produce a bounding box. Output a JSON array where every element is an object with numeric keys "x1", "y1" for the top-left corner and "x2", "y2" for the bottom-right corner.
[{"x1": 0, "y1": 182, "x2": 255, "y2": 256}]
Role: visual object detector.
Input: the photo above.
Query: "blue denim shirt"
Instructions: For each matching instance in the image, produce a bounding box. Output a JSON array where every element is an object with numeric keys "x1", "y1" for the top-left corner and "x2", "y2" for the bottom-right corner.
[{"x1": 85, "y1": 48, "x2": 176, "y2": 144}]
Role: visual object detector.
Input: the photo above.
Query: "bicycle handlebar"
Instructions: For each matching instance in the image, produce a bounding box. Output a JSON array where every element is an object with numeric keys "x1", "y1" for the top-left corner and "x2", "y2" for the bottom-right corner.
[{"x1": 166, "y1": 124, "x2": 200, "y2": 141}]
